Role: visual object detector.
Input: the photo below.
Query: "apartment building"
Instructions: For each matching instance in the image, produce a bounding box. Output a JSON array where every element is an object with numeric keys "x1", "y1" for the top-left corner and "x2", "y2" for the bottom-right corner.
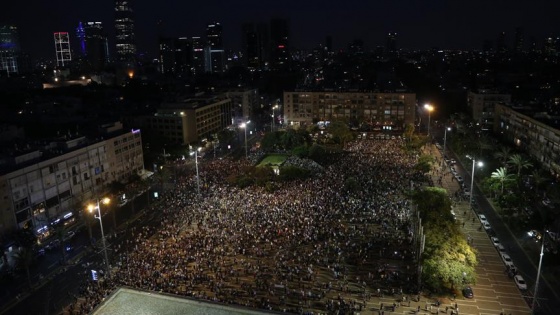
[
  {"x1": 283, "y1": 91, "x2": 416, "y2": 128},
  {"x1": 494, "y1": 104, "x2": 560, "y2": 176},
  {"x1": 0, "y1": 122, "x2": 144, "y2": 238}
]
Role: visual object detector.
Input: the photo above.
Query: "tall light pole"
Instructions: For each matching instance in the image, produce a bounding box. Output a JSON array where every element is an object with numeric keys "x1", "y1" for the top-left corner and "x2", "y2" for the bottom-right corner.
[
  {"x1": 466, "y1": 155, "x2": 483, "y2": 207},
  {"x1": 531, "y1": 234, "x2": 545, "y2": 314},
  {"x1": 272, "y1": 105, "x2": 278, "y2": 132},
  {"x1": 424, "y1": 104, "x2": 434, "y2": 136},
  {"x1": 190, "y1": 147, "x2": 201, "y2": 194},
  {"x1": 240, "y1": 120, "x2": 251, "y2": 158},
  {"x1": 443, "y1": 127, "x2": 451, "y2": 156},
  {"x1": 88, "y1": 197, "x2": 111, "y2": 277}
]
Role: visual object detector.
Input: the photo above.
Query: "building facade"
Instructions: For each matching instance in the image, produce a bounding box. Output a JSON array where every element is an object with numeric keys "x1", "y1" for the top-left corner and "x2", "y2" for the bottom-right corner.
[
  {"x1": 0, "y1": 123, "x2": 144, "y2": 238},
  {"x1": 149, "y1": 96, "x2": 233, "y2": 144},
  {"x1": 0, "y1": 25, "x2": 20, "y2": 75},
  {"x1": 468, "y1": 90, "x2": 511, "y2": 130},
  {"x1": 224, "y1": 89, "x2": 258, "y2": 121},
  {"x1": 115, "y1": 0, "x2": 136, "y2": 62},
  {"x1": 283, "y1": 91, "x2": 416, "y2": 129},
  {"x1": 54, "y1": 32, "x2": 72, "y2": 67},
  {"x1": 494, "y1": 104, "x2": 560, "y2": 177}
]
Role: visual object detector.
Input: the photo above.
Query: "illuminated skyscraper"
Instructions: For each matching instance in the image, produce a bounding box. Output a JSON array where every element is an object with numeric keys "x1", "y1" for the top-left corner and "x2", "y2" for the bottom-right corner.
[
  {"x1": 115, "y1": 0, "x2": 136, "y2": 62},
  {"x1": 205, "y1": 22, "x2": 224, "y2": 73},
  {"x1": 270, "y1": 18, "x2": 290, "y2": 71},
  {"x1": 0, "y1": 25, "x2": 20, "y2": 75},
  {"x1": 54, "y1": 32, "x2": 72, "y2": 67}
]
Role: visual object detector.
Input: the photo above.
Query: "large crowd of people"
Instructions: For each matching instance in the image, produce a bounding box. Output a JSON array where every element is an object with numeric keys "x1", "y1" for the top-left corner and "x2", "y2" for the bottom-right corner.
[{"x1": 65, "y1": 137, "x2": 426, "y2": 314}]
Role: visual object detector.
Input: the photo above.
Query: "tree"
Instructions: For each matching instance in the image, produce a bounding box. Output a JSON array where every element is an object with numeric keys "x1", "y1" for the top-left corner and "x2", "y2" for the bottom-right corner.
[
  {"x1": 14, "y1": 247, "x2": 34, "y2": 288},
  {"x1": 493, "y1": 146, "x2": 512, "y2": 165},
  {"x1": 415, "y1": 154, "x2": 435, "y2": 174},
  {"x1": 327, "y1": 121, "x2": 353, "y2": 146},
  {"x1": 507, "y1": 154, "x2": 533, "y2": 177},
  {"x1": 403, "y1": 123, "x2": 415, "y2": 141},
  {"x1": 491, "y1": 167, "x2": 515, "y2": 195}
]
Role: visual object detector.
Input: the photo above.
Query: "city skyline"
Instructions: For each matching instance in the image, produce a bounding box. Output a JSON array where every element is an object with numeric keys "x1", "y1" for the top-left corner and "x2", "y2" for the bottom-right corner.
[{"x1": 1, "y1": 0, "x2": 560, "y2": 61}]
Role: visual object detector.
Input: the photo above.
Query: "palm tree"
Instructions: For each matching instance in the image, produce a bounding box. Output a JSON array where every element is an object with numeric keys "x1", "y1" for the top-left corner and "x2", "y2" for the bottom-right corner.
[
  {"x1": 494, "y1": 146, "x2": 512, "y2": 165},
  {"x1": 507, "y1": 154, "x2": 533, "y2": 177},
  {"x1": 491, "y1": 167, "x2": 515, "y2": 195},
  {"x1": 14, "y1": 247, "x2": 34, "y2": 288}
]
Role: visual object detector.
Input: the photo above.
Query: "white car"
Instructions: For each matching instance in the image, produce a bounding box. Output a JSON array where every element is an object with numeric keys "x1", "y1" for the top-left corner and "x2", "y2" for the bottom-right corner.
[
  {"x1": 491, "y1": 237, "x2": 501, "y2": 247},
  {"x1": 501, "y1": 253, "x2": 515, "y2": 268},
  {"x1": 456, "y1": 176, "x2": 464, "y2": 183},
  {"x1": 482, "y1": 221, "x2": 492, "y2": 230},
  {"x1": 479, "y1": 214, "x2": 488, "y2": 224},
  {"x1": 514, "y1": 275, "x2": 527, "y2": 290},
  {"x1": 496, "y1": 244, "x2": 506, "y2": 253}
]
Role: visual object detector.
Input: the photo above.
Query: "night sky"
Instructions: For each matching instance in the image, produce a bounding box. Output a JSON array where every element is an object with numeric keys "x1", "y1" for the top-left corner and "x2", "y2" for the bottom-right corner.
[{"x1": 2, "y1": 0, "x2": 559, "y2": 60}]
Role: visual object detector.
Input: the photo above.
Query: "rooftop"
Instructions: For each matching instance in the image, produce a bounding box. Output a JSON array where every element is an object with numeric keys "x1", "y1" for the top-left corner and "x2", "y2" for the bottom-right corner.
[{"x1": 91, "y1": 287, "x2": 279, "y2": 315}]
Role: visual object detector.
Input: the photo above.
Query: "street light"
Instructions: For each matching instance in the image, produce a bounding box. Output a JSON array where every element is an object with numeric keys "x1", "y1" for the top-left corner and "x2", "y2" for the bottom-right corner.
[
  {"x1": 272, "y1": 105, "x2": 279, "y2": 132},
  {"x1": 424, "y1": 104, "x2": 434, "y2": 136},
  {"x1": 240, "y1": 120, "x2": 251, "y2": 158},
  {"x1": 443, "y1": 127, "x2": 451, "y2": 156},
  {"x1": 87, "y1": 197, "x2": 111, "y2": 277},
  {"x1": 190, "y1": 147, "x2": 201, "y2": 194},
  {"x1": 466, "y1": 155, "x2": 483, "y2": 207},
  {"x1": 532, "y1": 235, "x2": 545, "y2": 314}
]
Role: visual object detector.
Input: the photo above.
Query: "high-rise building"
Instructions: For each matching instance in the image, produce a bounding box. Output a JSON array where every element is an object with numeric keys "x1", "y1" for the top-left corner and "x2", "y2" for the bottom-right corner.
[
  {"x1": 270, "y1": 18, "x2": 290, "y2": 70},
  {"x1": 0, "y1": 25, "x2": 20, "y2": 75},
  {"x1": 206, "y1": 22, "x2": 223, "y2": 49},
  {"x1": 115, "y1": 0, "x2": 136, "y2": 62},
  {"x1": 241, "y1": 22, "x2": 269, "y2": 69},
  {"x1": 158, "y1": 36, "x2": 193, "y2": 76},
  {"x1": 513, "y1": 27, "x2": 524, "y2": 54},
  {"x1": 191, "y1": 36, "x2": 205, "y2": 75},
  {"x1": 543, "y1": 36, "x2": 557, "y2": 57},
  {"x1": 54, "y1": 32, "x2": 72, "y2": 67},
  {"x1": 496, "y1": 31, "x2": 507, "y2": 54},
  {"x1": 77, "y1": 22, "x2": 110, "y2": 71},
  {"x1": 205, "y1": 22, "x2": 224, "y2": 73},
  {"x1": 386, "y1": 32, "x2": 397, "y2": 54}
]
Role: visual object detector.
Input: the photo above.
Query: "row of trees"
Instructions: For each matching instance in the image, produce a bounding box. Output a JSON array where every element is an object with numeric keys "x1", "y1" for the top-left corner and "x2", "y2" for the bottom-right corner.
[{"x1": 413, "y1": 187, "x2": 478, "y2": 293}]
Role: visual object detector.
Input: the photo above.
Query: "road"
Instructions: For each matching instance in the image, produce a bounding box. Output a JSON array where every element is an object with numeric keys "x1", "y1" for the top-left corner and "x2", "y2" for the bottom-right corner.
[{"x1": 432, "y1": 137, "x2": 560, "y2": 315}]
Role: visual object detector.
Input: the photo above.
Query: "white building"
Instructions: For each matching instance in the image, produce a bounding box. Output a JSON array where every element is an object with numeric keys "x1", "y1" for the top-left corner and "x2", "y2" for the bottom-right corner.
[{"x1": 0, "y1": 122, "x2": 144, "y2": 239}]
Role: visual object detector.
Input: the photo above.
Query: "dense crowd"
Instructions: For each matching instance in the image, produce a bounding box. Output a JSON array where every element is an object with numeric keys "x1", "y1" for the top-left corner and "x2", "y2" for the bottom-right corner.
[{"x1": 65, "y1": 138, "x2": 425, "y2": 314}]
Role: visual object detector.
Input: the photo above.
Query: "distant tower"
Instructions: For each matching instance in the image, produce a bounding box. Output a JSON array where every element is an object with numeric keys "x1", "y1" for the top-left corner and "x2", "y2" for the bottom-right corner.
[
  {"x1": 76, "y1": 22, "x2": 87, "y2": 56},
  {"x1": 84, "y1": 22, "x2": 109, "y2": 70},
  {"x1": 386, "y1": 32, "x2": 397, "y2": 54},
  {"x1": 325, "y1": 35, "x2": 333, "y2": 52},
  {"x1": 54, "y1": 32, "x2": 72, "y2": 67},
  {"x1": 0, "y1": 25, "x2": 21, "y2": 75},
  {"x1": 543, "y1": 36, "x2": 557, "y2": 57},
  {"x1": 270, "y1": 18, "x2": 290, "y2": 70},
  {"x1": 115, "y1": 0, "x2": 136, "y2": 62},
  {"x1": 205, "y1": 22, "x2": 225, "y2": 73},
  {"x1": 206, "y1": 22, "x2": 223, "y2": 49},
  {"x1": 513, "y1": 27, "x2": 524, "y2": 54},
  {"x1": 496, "y1": 31, "x2": 507, "y2": 53},
  {"x1": 191, "y1": 36, "x2": 205, "y2": 75}
]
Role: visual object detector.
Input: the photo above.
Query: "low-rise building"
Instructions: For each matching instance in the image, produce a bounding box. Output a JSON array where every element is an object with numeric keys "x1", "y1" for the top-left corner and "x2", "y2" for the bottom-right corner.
[
  {"x1": 283, "y1": 91, "x2": 416, "y2": 129},
  {"x1": 468, "y1": 90, "x2": 511, "y2": 130},
  {"x1": 149, "y1": 95, "x2": 233, "y2": 144}
]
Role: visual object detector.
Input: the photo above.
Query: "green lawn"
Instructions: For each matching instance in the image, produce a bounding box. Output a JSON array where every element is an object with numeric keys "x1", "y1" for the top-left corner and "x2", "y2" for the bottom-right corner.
[{"x1": 258, "y1": 154, "x2": 288, "y2": 166}]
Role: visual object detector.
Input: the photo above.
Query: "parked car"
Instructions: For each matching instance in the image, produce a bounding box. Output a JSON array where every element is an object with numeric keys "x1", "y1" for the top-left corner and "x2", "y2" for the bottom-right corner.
[
  {"x1": 514, "y1": 275, "x2": 527, "y2": 290},
  {"x1": 482, "y1": 221, "x2": 492, "y2": 230},
  {"x1": 462, "y1": 286, "x2": 474, "y2": 299},
  {"x1": 528, "y1": 230, "x2": 542, "y2": 242},
  {"x1": 501, "y1": 253, "x2": 515, "y2": 268},
  {"x1": 449, "y1": 159, "x2": 457, "y2": 165},
  {"x1": 63, "y1": 230, "x2": 75, "y2": 242},
  {"x1": 456, "y1": 176, "x2": 464, "y2": 183},
  {"x1": 479, "y1": 214, "x2": 488, "y2": 224},
  {"x1": 490, "y1": 237, "x2": 501, "y2": 247}
]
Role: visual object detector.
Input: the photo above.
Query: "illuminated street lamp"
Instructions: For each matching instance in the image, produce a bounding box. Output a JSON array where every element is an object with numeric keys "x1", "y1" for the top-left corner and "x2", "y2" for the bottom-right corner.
[
  {"x1": 424, "y1": 104, "x2": 434, "y2": 136},
  {"x1": 272, "y1": 105, "x2": 279, "y2": 132},
  {"x1": 443, "y1": 127, "x2": 451, "y2": 155},
  {"x1": 466, "y1": 155, "x2": 483, "y2": 207},
  {"x1": 190, "y1": 147, "x2": 202, "y2": 194},
  {"x1": 87, "y1": 197, "x2": 111, "y2": 277},
  {"x1": 240, "y1": 120, "x2": 251, "y2": 158}
]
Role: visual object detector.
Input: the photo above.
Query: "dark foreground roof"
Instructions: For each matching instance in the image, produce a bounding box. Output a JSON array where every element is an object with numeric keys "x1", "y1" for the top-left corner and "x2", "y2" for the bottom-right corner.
[{"x1": 91, "y1": 287, "x2": 283, "y2": 315}]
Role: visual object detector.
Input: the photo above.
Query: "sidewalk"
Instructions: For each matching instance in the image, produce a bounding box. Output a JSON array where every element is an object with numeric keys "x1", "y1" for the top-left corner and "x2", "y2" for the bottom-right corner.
[{"x1": 424, "y1": 144, "x2": 532, "y2": 315}]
